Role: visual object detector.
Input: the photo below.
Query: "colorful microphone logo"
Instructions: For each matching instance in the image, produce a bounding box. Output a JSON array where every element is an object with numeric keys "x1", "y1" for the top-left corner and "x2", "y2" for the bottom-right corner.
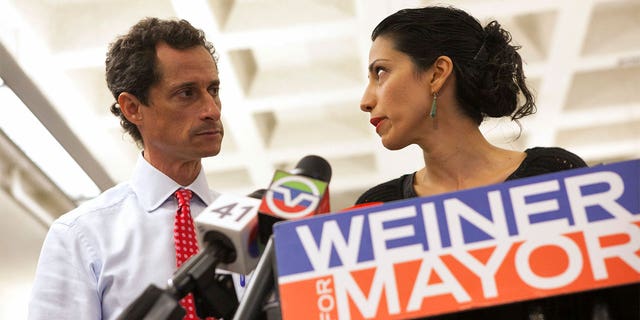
[{"x1": 260, "y1": 170, "x2": 328, "y2": 219}]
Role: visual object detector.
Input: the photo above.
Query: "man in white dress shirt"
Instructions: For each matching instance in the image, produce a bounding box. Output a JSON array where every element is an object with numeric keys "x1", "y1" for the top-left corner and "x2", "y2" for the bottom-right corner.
[{"x1": 28, "y1": 17, "x2": 233, "y2": 319}]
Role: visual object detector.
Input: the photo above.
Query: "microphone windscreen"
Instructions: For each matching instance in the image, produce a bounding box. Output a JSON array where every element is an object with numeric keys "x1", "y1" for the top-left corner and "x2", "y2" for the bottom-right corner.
[{"x1": 289, "y1": 155, "x2": 332, "y2": 183}]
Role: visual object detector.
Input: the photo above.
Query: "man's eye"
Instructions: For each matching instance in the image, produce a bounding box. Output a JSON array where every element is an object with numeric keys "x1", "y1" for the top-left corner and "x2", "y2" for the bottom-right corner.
[
  {"x1": 209, "y1": 86, "x2": 219, "y2": 96},
  {"x1": 178, "y1": 88, "x2": 194, "y2": 97}
]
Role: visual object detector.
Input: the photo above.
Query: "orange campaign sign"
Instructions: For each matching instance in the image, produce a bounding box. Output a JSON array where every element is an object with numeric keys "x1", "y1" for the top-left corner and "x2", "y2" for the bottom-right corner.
[{"x1": 273, "y1": 159, "x2": 640, "y2": 319}]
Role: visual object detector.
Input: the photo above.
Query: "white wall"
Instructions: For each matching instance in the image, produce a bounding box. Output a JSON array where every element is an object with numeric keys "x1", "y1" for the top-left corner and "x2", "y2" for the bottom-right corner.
[{"x1": 0, "y1": 189, "x2": 47, "y2": 319}]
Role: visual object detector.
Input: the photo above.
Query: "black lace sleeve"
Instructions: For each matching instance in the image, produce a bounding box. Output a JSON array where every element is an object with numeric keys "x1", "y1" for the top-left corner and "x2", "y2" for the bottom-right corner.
[{"x1": 507, "y1": 147, "x2": 588, "y2": 181}]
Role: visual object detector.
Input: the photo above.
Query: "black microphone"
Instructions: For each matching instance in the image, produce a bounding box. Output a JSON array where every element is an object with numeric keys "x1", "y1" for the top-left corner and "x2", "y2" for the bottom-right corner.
[{"x1": 117, "y1": 285, "x2": 185, "y2": 320}]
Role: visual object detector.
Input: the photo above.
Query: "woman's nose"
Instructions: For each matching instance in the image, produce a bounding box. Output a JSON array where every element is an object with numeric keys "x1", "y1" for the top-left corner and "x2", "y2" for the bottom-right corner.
[{"x1": 360, "y1": 85, "x2": 375, "y2": 112}]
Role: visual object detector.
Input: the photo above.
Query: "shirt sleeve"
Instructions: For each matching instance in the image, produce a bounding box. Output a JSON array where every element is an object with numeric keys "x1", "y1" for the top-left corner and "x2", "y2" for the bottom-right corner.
[{"x1": 28, "y1": 221, "x2": 102, "y2": 320}]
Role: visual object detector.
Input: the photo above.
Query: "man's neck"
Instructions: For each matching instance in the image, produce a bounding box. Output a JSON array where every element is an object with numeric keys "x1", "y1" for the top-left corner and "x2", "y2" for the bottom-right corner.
[{"x1": 142, "y1": 151, "x2": 202, "y2": 186}]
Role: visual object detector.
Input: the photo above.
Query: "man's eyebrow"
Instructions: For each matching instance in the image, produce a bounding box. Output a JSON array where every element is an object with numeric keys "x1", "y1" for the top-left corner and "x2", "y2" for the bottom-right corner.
[{"x1": 169, "y1": 79, "x2": 220, "y2": 90}]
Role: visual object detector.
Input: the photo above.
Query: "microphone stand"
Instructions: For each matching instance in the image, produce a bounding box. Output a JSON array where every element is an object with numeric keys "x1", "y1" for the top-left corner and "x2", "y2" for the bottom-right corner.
[
  {"x1": 233, "y1": 236, "x2": 281, "y2": 320},
  {"x1": 169, "y1": 243, "x2": 239, "y2": 319},
  {"x1": 117, "y1": 284, "x2": 185, "y2": 320},
  {"x1": 118, "y1": 235, "x2": 239, "y2": 320}
]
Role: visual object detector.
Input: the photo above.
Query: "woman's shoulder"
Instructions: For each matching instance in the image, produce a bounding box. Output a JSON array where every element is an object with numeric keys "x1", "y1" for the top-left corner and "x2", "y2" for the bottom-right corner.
[
  {"x1": 355, "y1": 173, "x2": 414, "y2": 205},
  {"x1": 508, "y1": 147, "x2": 588, "y2": 180}
]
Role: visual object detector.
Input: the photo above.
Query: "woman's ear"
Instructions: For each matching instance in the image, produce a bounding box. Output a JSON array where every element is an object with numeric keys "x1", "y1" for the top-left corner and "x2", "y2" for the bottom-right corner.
[
  {"x1": 430, "y1": 55, "x2": 453, "y2": 93},
  {"x1": 117, "y1": 92, "x2": 143, "y2": 124}
]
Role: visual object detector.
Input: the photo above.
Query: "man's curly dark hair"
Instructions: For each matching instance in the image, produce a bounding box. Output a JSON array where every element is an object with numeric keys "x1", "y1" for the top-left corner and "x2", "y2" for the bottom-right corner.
[{"x1": 105, "y1": 17, "x2": 217, "y2": 146}]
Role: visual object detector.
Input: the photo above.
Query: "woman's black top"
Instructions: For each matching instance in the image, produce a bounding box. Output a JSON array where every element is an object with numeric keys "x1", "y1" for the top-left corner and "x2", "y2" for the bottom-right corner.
[
  {"x1": 355, "y1": 147, "x2": 639, "y2": 320},
  {"x1": 356, "y1": 147, "x2": 587, "y2": 205}
]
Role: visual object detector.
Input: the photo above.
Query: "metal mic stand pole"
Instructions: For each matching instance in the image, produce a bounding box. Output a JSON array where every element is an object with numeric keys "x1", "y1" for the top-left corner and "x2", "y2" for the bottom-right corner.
[{"x1": 233, "y1": 236, "x2": 280, "y2": 320}]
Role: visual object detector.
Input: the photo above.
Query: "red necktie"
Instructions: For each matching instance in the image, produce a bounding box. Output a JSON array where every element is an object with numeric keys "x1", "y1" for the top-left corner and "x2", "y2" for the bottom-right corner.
[{"x1": 174, "y1": 189, "x2": 200, "y2": 320}]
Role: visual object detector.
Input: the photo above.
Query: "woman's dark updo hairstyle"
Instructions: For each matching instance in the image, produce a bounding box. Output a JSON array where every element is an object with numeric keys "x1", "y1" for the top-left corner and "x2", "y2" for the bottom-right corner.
[
  {"x1": 372, "y1": 6, "x2": 535, "y2": 125},
  {"x1": 105, "y1": 18, "x2": 216, "y2": 146}
]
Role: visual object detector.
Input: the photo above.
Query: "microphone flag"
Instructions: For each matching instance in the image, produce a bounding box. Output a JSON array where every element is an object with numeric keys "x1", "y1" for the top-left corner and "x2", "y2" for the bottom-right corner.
[
  {"x1": 194, "y1": 193, "x2": 262, "y2": 275},
  {"x1": 259, "y1": 169, "x2": 329, "y2": 219},
  {"x1": 258, "y1": 169, "x2": 329, "y2": 246}
]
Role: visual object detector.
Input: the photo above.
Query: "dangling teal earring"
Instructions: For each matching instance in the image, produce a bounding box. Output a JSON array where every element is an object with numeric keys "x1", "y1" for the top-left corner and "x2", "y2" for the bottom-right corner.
[{"x1": 430, "y1": 92, "x2": 438, "y2": 118}]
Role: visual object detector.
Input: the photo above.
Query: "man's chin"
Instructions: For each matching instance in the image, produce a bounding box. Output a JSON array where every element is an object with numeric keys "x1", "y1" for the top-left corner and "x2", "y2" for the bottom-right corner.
[
  {"x1": 202, "y1": 144, "x2": 223, "y2": 157},
  {"x1": 201, "y1": 149, "x2": 221, "y2": 158}
]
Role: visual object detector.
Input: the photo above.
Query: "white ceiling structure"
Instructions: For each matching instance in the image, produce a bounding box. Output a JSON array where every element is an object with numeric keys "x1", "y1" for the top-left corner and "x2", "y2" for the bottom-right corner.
[{"x1": 0, "y1": 0, "x2": 639, "y2": 317}]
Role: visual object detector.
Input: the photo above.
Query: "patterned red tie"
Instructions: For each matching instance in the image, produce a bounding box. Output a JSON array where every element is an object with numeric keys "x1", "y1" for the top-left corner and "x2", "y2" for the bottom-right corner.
[{"x1": 174, "y1": 189, "x2": 201, "y2": 320}]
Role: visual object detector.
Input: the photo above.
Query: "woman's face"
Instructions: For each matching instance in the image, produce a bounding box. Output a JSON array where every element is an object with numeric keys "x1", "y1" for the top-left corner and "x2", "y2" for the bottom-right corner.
[{"x1": 360, "y1": 36, "x2": 433, "y2": 150}]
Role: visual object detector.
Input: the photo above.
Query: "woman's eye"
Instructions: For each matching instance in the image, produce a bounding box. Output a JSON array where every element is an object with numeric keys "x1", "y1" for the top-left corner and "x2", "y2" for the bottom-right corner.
[{"x1": 375, "y1": 67, "x2": 385, "y2": 79}]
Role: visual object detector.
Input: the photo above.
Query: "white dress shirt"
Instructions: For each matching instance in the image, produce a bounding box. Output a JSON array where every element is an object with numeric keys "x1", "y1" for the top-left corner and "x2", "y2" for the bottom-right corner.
[{"x1": 28, "y1": 155, "x2": 245, "y2": 319}]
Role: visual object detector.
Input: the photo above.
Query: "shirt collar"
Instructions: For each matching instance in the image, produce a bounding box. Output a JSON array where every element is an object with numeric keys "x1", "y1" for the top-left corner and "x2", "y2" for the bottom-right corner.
[{"x1": 131, "y1": 154, "x2": 214, "y2": 212}]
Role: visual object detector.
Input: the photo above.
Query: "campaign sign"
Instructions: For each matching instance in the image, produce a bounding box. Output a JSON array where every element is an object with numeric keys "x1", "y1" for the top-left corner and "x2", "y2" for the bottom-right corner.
[{"x1": 273, "y1": 160, "x2": 640, "y2": 319}]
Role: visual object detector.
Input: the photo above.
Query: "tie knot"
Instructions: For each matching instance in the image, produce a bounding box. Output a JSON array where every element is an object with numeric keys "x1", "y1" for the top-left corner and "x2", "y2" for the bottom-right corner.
[{"x1": 175, "y1": 189, "x2": 193, "y2": 206}]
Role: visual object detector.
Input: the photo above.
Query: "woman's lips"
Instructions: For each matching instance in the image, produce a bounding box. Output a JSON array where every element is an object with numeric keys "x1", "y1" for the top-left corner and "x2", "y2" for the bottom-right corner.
[{"x1": 370, "y1": 117, "x2": 385, "y2": 132}]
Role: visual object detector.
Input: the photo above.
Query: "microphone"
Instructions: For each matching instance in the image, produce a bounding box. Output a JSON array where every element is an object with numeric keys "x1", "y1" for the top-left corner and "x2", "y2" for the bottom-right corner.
[
  {"x1": 212, "y1": 154, "x2": 332, "y2": 280},
  {"x1": 234, "y1": 155, "x2": 333, "y2": 320},
  {"x1": 193, "y1": 189, "x2": 266, "y2": 275},
  {"x1": 258, "y1": 155, "x2": 332, "y2": 246},
  {"x1": 118, "y1": 190, "x2": 266, "y2": 320},
  {"x1": 126, "y1": 155, "x2": 333, "y2": 320},
  {"x1": 193, "y1": 154, "x2": 334, "y2": 316},
  {"x1": 117, "y1": 285, "x2": 185, "y2": 320}
]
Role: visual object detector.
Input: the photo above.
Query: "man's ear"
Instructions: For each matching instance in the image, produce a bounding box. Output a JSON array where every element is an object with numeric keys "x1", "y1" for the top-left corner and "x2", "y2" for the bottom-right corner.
[
  {"x1": 430, "y1": 55, "x2": 454, "y2": 93},
  {"x1": 117, "y1": 92, "x2": 143, "y2": 125}
]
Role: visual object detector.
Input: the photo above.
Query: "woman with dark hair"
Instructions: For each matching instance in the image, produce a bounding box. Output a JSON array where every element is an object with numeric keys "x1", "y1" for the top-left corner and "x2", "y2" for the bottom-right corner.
[{"x1": 356, "y1": 6, "x2": 637, "y2": 320}]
